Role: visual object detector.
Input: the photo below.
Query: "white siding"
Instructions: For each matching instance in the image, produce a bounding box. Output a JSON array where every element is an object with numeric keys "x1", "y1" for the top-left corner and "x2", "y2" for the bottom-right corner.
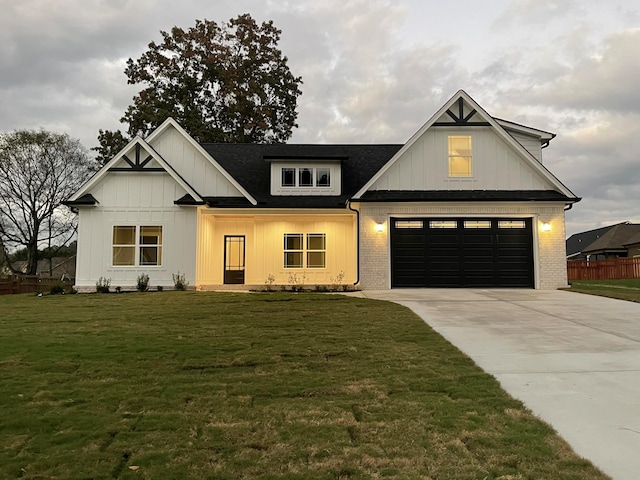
[
  {"x1": 508, "y1": 131, "x2": 543, "y2": 162},
  {"x1": 74, "y1": 173, "x2": 197, "y2": 290},
  {"x1": 370, "y1": 128, "x2": 550, "y2": 191},
  {"x1": 150, "y1": 126, "x2": 244, "y2": 197}
]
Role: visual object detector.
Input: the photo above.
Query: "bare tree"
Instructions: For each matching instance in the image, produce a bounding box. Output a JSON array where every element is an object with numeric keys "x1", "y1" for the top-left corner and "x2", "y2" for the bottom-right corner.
[{"x1": 0, "y1": 130, "x2": 94, "y2": 275}]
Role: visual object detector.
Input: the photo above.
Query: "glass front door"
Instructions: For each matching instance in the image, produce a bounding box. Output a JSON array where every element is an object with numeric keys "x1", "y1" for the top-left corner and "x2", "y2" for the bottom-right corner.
[{"x1": 224, "y1": 235, "x2": 245, "y2": 284}]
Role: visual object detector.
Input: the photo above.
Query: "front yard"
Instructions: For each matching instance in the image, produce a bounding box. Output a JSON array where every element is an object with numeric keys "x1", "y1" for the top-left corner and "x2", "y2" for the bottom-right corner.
[
  {"x1": 568, "y1": 279, "x2": 640, "y2": 303},
  {"x1": 0, "y1": 292, "x2": 608, "y2": 479}
]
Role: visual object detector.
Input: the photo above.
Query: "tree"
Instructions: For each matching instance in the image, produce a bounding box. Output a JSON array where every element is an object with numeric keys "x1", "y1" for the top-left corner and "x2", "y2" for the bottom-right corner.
[
  {"x1": 96, "y1": 14, "x2": 303, "y2": 163},
  {"x1": 0, "y1": 130, "x2": 94, "y2": 275}
]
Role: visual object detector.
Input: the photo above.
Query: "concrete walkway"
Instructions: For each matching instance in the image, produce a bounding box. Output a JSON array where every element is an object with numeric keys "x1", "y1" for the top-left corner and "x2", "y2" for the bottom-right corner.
[{"x1": 358, "y1": 289, "x2": 640, "y2": 480}]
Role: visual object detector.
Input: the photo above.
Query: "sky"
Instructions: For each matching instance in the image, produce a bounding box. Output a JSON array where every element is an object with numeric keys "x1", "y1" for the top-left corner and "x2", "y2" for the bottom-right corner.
[{"x1": 1, "y1": 0, "x2": 639, "y2": 237}]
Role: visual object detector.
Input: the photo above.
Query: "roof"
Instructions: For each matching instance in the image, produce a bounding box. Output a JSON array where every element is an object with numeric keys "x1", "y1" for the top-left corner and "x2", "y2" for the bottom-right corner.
[
  {"x1": 566, "y1": 223, "x2": 622, "y2": 258},
  {"x1": 581, "y1": 223, "x2": 640, "y2": 254},
  {"x1": 202, "y1": 143, "x2": 403, "y2": 208},
  {"x1": 359, "y1": 190, "x2": 573, "y2": 202}
]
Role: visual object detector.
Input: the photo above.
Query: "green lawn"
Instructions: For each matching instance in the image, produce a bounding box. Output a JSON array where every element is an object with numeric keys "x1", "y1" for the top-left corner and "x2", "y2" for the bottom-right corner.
[
  {"x1": 0, "y1": 292, "x2": 608, "y2": 479},
  {"x1": 568, "y1": 279, "x2": 640, "y2": 303}
]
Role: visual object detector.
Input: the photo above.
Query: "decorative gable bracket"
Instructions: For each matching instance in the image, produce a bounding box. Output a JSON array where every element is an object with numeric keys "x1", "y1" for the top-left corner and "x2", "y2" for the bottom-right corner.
[
  {"x1": 433, "y1": 98, "x2": 490, "y2": 127},
  {"x1": 109, "y1": 144, "x2": 164, "y2": 172}
]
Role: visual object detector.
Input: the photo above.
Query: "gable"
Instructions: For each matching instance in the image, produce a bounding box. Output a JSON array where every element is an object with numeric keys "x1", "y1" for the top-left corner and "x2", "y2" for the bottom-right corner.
[
  {"x1": 354, "y1": 90, "x2": 578, "y2": 200},
  {"x1": 368, "y1": 127, "x2": 551, "y2": 191},
  {"x1": 148, "y1": 123, "x2": 249, "y2": 200}
]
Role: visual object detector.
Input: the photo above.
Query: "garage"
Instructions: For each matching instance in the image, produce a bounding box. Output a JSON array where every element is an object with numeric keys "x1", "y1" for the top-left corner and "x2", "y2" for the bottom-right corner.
[{"x1": 391, "y1": 217, "x2": 534, "y2": 288}]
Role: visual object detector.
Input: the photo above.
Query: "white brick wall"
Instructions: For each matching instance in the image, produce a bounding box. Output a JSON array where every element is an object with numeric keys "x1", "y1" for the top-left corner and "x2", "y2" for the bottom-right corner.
[{"x1": 357, "y1": 202, "x2": 568, "y2": 290}]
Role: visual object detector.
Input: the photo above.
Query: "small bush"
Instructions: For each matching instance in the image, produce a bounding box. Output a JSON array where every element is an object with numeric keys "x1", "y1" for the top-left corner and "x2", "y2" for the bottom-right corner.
[
  {"x1": 136, "y1": 273, "x2": 150, "y2": 292},
  {"x1": 157, "y1": 285, "x2": 164, "y2": 292},
  {"x1": 96, "y1": 277, "x2": 111, "y2": 293},
  {"x1": 49, "y1": 284, "x2": 65, "y2": 295},
  {"x1": 172, "y1": 272, "x2": 188, "y2": 291},
  {"x1": 115, "y1": 286, "x2": 122, "y2": 294}
]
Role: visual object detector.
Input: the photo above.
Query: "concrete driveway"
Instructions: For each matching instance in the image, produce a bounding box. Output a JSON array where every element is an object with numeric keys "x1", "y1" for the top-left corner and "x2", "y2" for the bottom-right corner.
[{"x1": 359, "y1": 289, "x2": 640, "y2": 480}]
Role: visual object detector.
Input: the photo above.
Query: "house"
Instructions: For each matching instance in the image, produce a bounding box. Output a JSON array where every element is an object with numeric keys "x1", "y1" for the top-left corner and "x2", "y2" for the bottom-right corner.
[
  {"x1": 579, "y1": 223, "x2": 640, "y2": 260},
  {"x1": 565, "y1": 223, "x2": 622, "y2": 260},
  {"x1": 10, "y1": 256, "x2": 77, "y2": 281},
  {"x1": 65, "y1": 90, "x2": 579, "y2": 291}
]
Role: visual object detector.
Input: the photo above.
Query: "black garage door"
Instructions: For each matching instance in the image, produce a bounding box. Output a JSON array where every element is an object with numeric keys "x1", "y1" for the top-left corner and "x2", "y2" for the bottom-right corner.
[{"x1": 391, "y1": 218, "x2": 533, "y2": 288}]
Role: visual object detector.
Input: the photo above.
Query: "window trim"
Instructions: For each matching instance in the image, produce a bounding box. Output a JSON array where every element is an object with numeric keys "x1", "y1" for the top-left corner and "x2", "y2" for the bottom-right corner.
[
  {"x1": 280, "y1": 167, "x2": 332, "y2": 189},
  {"x1": 284, "y1": 233, "x2": 326, "y2": 269},
  {"x1": 112, "y1": 225, "x2": 163, "y2": 267}
]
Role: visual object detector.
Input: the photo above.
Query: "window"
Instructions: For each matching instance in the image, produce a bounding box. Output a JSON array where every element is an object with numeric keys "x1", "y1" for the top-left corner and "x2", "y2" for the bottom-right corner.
[
  {"x1": 448, "y1": 135, "x2": 472, "y2": 177},
  {"x1": 498, "y1": 220, "x2": 526, "y2": 229},
  {"x1": 429, "y1": 220, "x2": 457, "y2": 229},
  {"x1": 464, "y1": 220, "x2": 491, "y2": 229},
  {"x1": 316, "y1": 168, "x2": 330, "y2": 187},
  {"x1": 112, "y1": 225, "x2": 162, "y2": 266},
  {"x1": 282, "y1": 168, "x2": 295, "y2": 187},
  {"x1": 395, "y1": 220, "x2": 423, "y2": 229},
  {"x1": 280, "y1": 167, "x2": 331, "y2": 188},
  {"x1": 284, "y1": 233, "x2": 326, "y2": 268}
]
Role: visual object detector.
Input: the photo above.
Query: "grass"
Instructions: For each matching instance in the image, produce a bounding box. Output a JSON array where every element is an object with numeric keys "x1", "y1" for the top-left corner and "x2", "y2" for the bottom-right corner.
[
  {"x1": 567, "y1": 279, "x2": 640, "y2": 303},
  {"x1": 0, "y1": 292, "x2": 609, "y2": 480}
]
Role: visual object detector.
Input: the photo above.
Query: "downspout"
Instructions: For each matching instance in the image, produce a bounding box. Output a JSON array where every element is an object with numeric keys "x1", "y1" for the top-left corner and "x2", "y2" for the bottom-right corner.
[
  {"x1": 346, "y1": 199, "x2": 360, "y2": 287},
  {"x1": 564, "y1": 203, "x2": 573, "y2": 211}
]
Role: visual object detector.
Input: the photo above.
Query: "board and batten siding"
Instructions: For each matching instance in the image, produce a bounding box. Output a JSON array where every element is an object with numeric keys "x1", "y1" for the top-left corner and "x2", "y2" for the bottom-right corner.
[
  {"x1": 196, "y1": 212, "x2": 357, "y2": 288},
  {"x1": 506, "y1": 131, "x2": 544, "y2": 162},
  {"x1": 149, "y1": 125, "x2": 244, "y2": 197},
  {"x1": 74, "y1": 172, "x2": 197, "y2": 290},
  {"x1": 370, "y1": 128, "x2": 548, "y2": 191}
]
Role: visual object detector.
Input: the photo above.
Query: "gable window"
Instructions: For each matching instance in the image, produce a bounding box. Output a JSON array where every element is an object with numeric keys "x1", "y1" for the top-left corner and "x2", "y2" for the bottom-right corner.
[
  {"x1": 284, "y1": 233, "x2": 326, "y2": 268},
  {"x1": 448, "y1": 135, "x2": 472, "y2": 177},
  {"x1": 112, "y1": 225, "x2": 162, "y2": 266}
]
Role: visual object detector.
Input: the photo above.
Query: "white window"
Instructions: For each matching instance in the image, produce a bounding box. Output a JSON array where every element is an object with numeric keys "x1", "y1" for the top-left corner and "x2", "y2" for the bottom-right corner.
[
  {"x1": 284, "y1": 233, "x2": 326, "y2": 268},
  {"x1": 112, "y1": 225, "x2": 162, "y2": 266},
  {"x1": 448, "y1": 135, "x2": 472, "y2": 177}
]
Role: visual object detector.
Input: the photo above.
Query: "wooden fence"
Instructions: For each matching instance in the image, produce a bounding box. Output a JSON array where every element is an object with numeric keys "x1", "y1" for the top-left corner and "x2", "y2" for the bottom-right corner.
[
  {"x1": 0, "y1": 275, "x2": 67, "y2": 295},
  {"x1": 567, "y1": 258, "x2": 640, "y2": 281}
]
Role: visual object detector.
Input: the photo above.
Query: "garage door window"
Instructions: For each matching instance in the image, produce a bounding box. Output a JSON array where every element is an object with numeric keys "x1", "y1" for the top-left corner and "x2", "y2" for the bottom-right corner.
[
  {"x1": 498, "y1": 220, "x2": 526, "y2": 229},
  {"x1": 464, "y1": 220, "x2": 491, "y2": 229},
  {"x1": 429, "y1": 220, "x2": 457, "y2": 228},
  {"x1": 395, "y1": 220, "x2": 423, "y2": 229}
]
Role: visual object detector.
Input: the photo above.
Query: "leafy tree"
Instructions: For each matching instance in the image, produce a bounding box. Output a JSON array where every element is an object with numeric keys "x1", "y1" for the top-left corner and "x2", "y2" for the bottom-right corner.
[
  {"x1": 96, "y1": 14, "x2": 302, "y2": 163},
  {"x1": 0, "y1": 130, "x2": 94, "y2": 275}
]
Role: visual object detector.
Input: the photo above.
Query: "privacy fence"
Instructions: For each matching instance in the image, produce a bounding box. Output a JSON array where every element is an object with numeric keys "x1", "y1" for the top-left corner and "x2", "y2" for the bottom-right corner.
[
  {"x1": 567, "y1": 258, "x2": 640, "y2": 281},
  {"x1": 0, "y1": 275, "x2": 67, "y2": 295}
]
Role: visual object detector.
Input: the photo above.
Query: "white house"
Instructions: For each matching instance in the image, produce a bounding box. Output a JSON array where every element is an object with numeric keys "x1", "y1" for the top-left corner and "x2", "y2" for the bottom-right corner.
[{"x1": 66, "y1": 90, "x2": 579, "y2": 291}]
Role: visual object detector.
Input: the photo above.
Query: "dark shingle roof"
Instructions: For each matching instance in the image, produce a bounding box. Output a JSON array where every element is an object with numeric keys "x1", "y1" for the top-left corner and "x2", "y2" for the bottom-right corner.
[
  {"x1": 582, "y1": 223, "x2": 640, "y2": 254},
  {"x1": 358, "y1": 190, "x2": 573, "y2": 202},
  {"x1": 201, "y1": 143, "x2": 403, "y2": 208},
  {"x1": 566, "y1": 223, "x2": 621, "y2": 259},
  {"x1": 200, "y1": 143, "x2": 576, "y2": 209}
]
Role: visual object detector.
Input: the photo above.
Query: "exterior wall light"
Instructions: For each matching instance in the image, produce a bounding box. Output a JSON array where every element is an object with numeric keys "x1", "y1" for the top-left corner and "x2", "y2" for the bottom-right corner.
[
  {"x1": 375, "y1": 222, "x2": 385, "y2": 233},
  {"x1": 541, "y1": 222, "x2": 552, "y2": 232}
]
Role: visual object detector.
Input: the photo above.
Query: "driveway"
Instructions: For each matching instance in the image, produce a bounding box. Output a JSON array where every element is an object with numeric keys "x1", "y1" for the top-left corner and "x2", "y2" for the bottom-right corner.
[{"x1": 359, "y1": 289, "x2": 640, "y2": 480}]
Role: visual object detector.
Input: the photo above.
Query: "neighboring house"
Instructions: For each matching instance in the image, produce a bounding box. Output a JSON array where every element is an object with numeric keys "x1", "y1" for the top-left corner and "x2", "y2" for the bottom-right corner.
[
  {"x1": 11, "y1": 256, "x2": 77, "y2": 281},
  {"x1": 65, "y1": 90, "x2": 579, "y2": 291},
  {"x1": 565, "y1": 223, "x2": 621, "y2": 260},
  {"x1": 580, "y1": 223, "x2": 640, "y2": 260}
]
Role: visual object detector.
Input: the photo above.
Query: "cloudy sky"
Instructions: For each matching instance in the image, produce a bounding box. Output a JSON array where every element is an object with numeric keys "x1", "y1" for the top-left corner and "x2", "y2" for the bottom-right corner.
[{"x1": 1, "y1": 0, "x2": 639, "y2": 237}]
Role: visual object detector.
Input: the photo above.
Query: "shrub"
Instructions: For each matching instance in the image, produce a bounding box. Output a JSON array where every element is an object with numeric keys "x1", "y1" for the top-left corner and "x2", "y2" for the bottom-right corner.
[
  {"x1": 49, "y1": 284, "x2": 65, "y2": 295},
  {"x1": 136, "y1": 273, "x2": 150, "y2": 292},
  {"x1": 172, "y1": 272, "x2": 188, "y2": 291},
  {"x1": 157, "y1": 285, "x2": 164, "y2": 292},
  {"x1": 95, "y1": 277, "x2": 111, "y2": 293}
]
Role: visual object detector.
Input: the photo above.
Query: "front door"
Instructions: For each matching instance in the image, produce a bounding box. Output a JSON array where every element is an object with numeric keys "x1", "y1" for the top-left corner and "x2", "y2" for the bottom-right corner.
[{"x1": 224, "y1": 235, "x2": 245, "y2": 284}]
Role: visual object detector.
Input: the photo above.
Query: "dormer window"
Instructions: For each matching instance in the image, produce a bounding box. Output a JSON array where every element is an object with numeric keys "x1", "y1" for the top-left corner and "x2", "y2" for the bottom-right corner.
[{"x1": 271, "y1": 161, "x2": 341, "y2": 196}]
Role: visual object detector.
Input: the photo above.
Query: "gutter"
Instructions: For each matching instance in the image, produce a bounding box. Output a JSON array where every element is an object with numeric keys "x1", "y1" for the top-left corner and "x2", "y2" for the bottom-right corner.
[{"x1": 346, "y1": 200, "x2": 360, "y2": 287}]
